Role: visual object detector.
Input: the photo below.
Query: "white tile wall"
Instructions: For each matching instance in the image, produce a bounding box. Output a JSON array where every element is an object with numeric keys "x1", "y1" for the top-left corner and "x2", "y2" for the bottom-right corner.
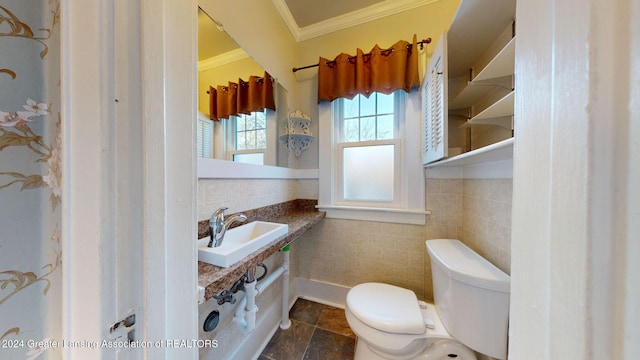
[
  {"x1": 295, "y1": 219, "x2": 427, "y2": 299},
  {"x1": 196, "y1": 176, "x2": 511, "y2": 306},
  {"x1": 198, "y1": 179, "x2": 318, "y2": 220},
  {"x1": 461, "y1": 178, "x2": 512, "y2": 274}
]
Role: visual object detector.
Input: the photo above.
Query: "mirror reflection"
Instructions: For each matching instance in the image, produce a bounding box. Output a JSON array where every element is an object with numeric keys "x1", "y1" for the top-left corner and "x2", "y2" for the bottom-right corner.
[{"x1": 197, "y1": 8, "x2": 290, "y2": 167}]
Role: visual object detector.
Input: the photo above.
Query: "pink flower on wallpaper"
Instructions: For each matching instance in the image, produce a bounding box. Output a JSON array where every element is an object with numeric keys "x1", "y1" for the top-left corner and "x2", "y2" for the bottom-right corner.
[
  {"x1": 23, "y1": 98, "x2": 49, "y2": 115},
  {"x1": 0, "y1": 111, "x2": 37, "y2": 127},
  {"x1": 43, "y1": 124, "x2": 61, "y2": 198}
]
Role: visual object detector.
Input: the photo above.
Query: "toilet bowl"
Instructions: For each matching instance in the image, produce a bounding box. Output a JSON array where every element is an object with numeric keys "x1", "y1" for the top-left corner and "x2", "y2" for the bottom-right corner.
[
  {"x1": 345, "y1": 239, "x2": 510, "y2": 360},
  {"x1": 345, "y1": 282, "x2": 477, "y2": 360}
]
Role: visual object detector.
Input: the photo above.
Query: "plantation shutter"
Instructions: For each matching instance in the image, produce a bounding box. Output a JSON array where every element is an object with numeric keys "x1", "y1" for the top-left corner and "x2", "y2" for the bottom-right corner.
[{"x1": 422, "y1": 32, "x2": 448, "y2": 165}]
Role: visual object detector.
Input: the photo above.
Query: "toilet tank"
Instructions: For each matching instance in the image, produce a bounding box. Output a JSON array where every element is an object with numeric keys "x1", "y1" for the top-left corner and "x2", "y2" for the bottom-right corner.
[{"x1": 426, "y1": 239, "x2": 510, "y2": 360}]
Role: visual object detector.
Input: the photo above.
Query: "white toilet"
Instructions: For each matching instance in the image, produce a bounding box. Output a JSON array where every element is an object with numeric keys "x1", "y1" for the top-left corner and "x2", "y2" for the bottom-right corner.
[{"x1": 345, "y1": 239, "x2": 510, "y2": 360}]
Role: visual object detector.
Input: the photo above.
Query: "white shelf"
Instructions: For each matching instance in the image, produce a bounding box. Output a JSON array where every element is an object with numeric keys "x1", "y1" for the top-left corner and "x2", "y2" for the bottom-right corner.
[
  {"x1": 473, "y1": 91, "x2": 514, "y2": 120},
  {"x1": 460, "y1": 116, "x2": 512, "y2": 129},
  {"x1": 449, "y1": 76, "x2": 512, "y2": 110},
  {"x1": 473, "y1": 37, "x2": 516, "y2": 82},
  {"x1": 424, "y1": 137, "x2": 513, "y2": 168},
  {"x1": 460, "y1": 91, "x2": 514, "y2": 129}
]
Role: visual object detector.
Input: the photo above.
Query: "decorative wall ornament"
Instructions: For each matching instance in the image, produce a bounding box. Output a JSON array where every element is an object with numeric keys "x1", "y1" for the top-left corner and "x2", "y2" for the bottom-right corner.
[{"x1": 279, "y1": 110, "x2": 314, "y2": 157}]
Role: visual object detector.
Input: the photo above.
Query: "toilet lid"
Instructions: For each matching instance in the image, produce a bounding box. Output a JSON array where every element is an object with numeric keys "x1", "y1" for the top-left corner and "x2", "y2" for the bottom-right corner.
[{"x1": 347, "y1": 283, "x2": 425, "y2": 335}]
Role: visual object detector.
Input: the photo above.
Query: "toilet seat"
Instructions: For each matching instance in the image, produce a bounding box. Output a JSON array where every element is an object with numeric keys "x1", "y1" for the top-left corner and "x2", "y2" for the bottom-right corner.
[
  {"x1": 345, "y1": 282, "x2": 476, "y2": 360},
  {"x1": 347, "y1": 282, "x2": 425, "y2": 335}
]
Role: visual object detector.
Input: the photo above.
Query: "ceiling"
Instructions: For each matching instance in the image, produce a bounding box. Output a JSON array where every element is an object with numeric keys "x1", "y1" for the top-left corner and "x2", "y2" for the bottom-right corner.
[
  {"x1": 282, "y1": 0, "x2": 385, "y2": 28},
  {"x1": 198, "y1": 0, "x2": 441, "y2": 60},
  {"x1": 273, "y1": 0, "x2": 441, "y2": 41}
]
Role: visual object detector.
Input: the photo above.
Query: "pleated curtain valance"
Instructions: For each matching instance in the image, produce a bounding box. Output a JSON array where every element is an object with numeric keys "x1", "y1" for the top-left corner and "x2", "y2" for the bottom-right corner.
[
  {"x1": 317, "y1": 35, "x2": 421, "y2": 103},
  {"x1": 209, "y1": 71, "x2": 276, "y2": 120}
]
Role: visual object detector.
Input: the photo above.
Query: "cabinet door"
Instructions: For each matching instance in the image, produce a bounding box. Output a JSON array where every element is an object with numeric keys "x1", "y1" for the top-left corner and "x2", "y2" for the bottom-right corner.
[{"x1": 422, "y1": 31, "x2": 448, "y2": 165}]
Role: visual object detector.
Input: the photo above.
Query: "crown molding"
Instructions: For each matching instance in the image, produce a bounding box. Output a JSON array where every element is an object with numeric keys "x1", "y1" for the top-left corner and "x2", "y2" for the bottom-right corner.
[
  {"x1": 271, "y1": 0, "x2": 302, "y2": 40},
  {"x1": 198, "y1": 48, "x2": 249, "y2": 72},
  {"x1": 272, "y1": 0, "x2": 442, "y2": 42}
]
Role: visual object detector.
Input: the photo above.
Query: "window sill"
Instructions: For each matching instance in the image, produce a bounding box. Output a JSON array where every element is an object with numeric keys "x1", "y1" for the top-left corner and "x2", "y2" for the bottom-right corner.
[{"x1": 316, "y1": 205, "x2": 429, "y2": 225}]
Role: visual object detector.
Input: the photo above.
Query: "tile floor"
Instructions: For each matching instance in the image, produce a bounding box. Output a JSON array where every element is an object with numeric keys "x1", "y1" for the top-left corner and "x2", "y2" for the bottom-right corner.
[{"x1": 259, "y1": 299, "x2": 356, "y2": 360}]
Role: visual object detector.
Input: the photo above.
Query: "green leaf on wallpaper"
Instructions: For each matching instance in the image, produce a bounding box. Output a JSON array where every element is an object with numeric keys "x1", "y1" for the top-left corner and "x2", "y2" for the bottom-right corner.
[
  {"x1": 42, "y1": 280, "x2": 51, "y2": 295},
  {"x1": 0, "y1": 132, "x2": 39, "y2": 151},
  {"x1": 1, "y1": 327, "x2": 20, "y2": 340},
  {"x1": 0, "y1": 5, "x2": 34, "y2": 37},
  {"x1": 21, "y1": 175, "x2": 45, "y2": 190},
  {"x1": 0, "y1": 270, "x2": 37, "y2": 290},
  {"x1": 0, "y1": 69, "x2": 17, "y2": 79},
  {"x1": 0, "y1": 172, "x2": 26, "y2": 179},
  {"x1": 0, "y1": 250, "x2": 61, "y2": 305}
]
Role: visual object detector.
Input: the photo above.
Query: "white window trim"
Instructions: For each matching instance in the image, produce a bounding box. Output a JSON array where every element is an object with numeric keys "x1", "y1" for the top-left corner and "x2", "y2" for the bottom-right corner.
[
  {"x1": 318, "y1": 90, "x2": 429, "y2": 225},
  {"x1": 221, "y1": 109, "x2": 277, "y2": 166}
]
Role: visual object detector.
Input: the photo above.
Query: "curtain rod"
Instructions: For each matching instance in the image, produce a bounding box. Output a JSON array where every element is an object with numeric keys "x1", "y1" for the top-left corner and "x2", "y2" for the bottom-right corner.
[{"x1": 292, "y1": 37, "x2": 431, "y2": 73}]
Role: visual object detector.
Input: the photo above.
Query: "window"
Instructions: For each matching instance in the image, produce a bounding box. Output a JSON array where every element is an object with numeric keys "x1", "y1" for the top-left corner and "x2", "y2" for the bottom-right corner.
[
  {"x1": 336, "y1": 93, "x2": 401, "y2": 206},
  {"x1": 228, "y1": 111, "x2": 267, "y2": 165},
  {"x1": 318, "y1": 90, "x2": 426, "y2": 224},
  {"x1": 197, "y1": 117, "x2": 214, "y2": 158}
]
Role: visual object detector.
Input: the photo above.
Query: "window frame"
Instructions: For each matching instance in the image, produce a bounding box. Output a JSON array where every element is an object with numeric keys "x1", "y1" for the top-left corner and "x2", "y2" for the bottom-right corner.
[
  {"x1": 318, "y1": 90, "x2": 427, "y2": 225},
  {"x1": 334, "y1": 92, "x2": 405, "y2": 208},
  {"x1": 226, "y1": 110, "x2": 268, "y2": 165}
]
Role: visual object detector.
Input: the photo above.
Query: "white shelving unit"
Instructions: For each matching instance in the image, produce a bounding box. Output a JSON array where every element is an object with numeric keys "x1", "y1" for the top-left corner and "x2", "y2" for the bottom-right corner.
[
  {"x1": 452, "y1": 33, "x2": 515, "y2": 127},
  {"x1": 422, "y1": 0, "x2": 515, "y2": 166}
]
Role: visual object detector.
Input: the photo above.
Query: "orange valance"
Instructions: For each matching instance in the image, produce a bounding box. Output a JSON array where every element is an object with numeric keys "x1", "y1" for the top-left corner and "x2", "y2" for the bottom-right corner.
[
  {"x1": 209, "y1": 71, "x2": 276, "y2": 120},
  {"x1": 317, "y1": 35, "x2": 420, "y2": 102}
]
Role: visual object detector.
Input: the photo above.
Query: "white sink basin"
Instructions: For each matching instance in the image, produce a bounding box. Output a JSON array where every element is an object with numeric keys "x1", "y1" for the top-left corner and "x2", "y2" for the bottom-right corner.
[{"x1": 198, "y1": 221, "x2": 288, "y2": 267}]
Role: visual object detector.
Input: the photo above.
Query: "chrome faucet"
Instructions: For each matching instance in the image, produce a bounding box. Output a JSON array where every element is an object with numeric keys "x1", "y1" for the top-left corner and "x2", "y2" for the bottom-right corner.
[{"x1": 208, "y1": 207, "x2": 247, "y2": 247}]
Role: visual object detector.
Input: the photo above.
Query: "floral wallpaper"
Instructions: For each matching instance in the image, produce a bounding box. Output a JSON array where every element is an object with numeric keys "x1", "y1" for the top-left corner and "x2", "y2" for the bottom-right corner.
[{"x1": 0, "y1": 0, "x2": 62, "y2": 359}]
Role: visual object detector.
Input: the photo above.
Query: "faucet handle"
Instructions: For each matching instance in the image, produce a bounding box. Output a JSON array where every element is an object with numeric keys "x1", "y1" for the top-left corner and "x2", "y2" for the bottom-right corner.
[
  {"x1": 214, "y1": 207, "x2": 228, "y2": 216},
  {"x1": 212, "y1": 207, "x2": 228, "y2": 222}
]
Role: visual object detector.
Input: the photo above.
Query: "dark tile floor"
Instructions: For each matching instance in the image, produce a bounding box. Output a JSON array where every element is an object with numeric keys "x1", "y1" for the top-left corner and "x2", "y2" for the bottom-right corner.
[{"x1": 259, "y1": 299, "x2": 356, "y2": 360}]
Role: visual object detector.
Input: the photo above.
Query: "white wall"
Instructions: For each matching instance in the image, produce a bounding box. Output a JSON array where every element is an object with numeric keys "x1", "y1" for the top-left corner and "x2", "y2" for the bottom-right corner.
[
  {"x1": 511, "y1": 0, "x2": 640, "y2": 359},
  {"x1": 198, "y1": 0, "x2": 298, "y2": 103}
]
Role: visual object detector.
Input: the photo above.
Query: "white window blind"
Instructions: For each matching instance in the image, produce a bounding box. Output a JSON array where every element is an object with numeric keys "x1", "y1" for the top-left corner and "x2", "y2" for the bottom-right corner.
[{"x1": 197, "y1": 118, "x2": 213, "y2": 158}]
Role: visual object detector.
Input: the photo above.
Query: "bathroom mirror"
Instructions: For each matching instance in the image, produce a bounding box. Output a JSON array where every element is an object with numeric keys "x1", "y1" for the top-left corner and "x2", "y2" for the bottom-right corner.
[{"x1": 197, "y1": 8, "x2": 290, "y2": 168}]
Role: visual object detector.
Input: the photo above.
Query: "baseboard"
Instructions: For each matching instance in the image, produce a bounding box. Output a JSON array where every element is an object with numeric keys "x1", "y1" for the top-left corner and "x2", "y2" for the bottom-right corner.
[{"x1": 294, "y1": 277, "x2": 351, "y2": 309}]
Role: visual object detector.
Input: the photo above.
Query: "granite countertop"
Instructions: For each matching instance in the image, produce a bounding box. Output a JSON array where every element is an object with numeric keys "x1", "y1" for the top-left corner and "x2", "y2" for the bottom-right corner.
[{"x1": 197, "y1": 200, "x2": 324, "y2": 303}]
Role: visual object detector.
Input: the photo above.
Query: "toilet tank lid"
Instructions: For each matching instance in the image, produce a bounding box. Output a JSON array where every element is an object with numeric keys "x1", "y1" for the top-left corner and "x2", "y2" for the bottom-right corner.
[{"x1": 426, "y1": 239, "x2": 510, "y2": 293}]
